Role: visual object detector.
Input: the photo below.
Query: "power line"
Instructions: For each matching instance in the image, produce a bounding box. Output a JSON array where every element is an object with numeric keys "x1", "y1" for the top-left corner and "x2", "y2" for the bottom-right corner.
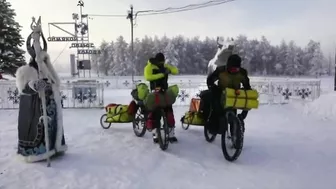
[
  {"x1": 88, "y1": 14, "x2": 126, "y2": 17},
  {"x1": 88, "y1": 0, "x2": 235, "y2": 18},
  {"x1": 138, "y1": 0, "x2": 234, "y2": 17},
  {"x1": 137, "y1": 0, "x2": 233, "y2": 16}
]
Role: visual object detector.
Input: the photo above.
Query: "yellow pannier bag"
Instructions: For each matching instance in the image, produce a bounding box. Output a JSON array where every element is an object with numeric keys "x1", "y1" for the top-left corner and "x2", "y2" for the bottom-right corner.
[
  {"x1": 106, "y1": 104, "x2": 133, "y2": 123},
  {"x1": 222, "y1": 88, "x2": 259, "y2": 110},
  {"x1": 225, "y1": 88, "x2": 259, "y2": 99},
  {"x1": 131, "y1": 83, "x2": 149, "y2": 101},
  {"x1": 182, "y1": 111, "x2": 205, "y2": 126},
  {"x1": 168, "y1": 84, "x2": 179, "y2": 98}
]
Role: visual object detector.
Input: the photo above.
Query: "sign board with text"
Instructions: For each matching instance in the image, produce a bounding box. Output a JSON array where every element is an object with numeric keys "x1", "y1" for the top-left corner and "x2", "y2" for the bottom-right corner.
[
  {"x1": 47, "y1": 37, "x2": 78, "y2": 42},
  {"x1": 77, "y1": 49, "x2": 101, "y2": 54},
  {"x1": 70, "y1": 43, "x2": 94, "y2": 48}
]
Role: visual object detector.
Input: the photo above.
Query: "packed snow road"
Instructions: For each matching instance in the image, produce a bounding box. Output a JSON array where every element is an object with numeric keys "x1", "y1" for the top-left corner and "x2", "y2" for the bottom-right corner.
[{"x1": 0, "y1": 105, "x2": 335, "y2": 189}]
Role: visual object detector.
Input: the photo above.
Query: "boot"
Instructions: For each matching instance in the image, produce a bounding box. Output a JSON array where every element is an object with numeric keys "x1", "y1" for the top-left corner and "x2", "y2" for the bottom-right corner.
[{"x1": 168, "y1": 127, "x2": 178, "y2": 143}]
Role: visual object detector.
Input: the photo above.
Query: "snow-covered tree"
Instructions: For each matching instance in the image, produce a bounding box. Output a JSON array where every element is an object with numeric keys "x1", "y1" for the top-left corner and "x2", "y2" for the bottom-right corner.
[
  {"x1": 234, "y1": 35, "x2": 253, "y2": 72},
  {"x1": 164, "y1": 40, "x2": 179, "y2": 66},
  {"x1": 258, "y1": 36, "x2": 274, "y2": 75},
  {"x1": 274, "y1": 40, "x2": 288, "y2": 75},
  {"x1": 0, "y1": 0, "x2": 25, "y2": 76},
  {"x1": 304, "y1": 40, "x2": 324, "y2": 76},
  {"x1": 96, "y1": 41, "x2": 118, "y2": 76},
  {"x1": 284, "y1": 41, "x2": 302, "y2": 76},
  {"x1": 113, "y1": 36, "x2": 129, "y2": 75},
  {"x1": 91, "y1": 34, "x2": 327, "y2": 76}
]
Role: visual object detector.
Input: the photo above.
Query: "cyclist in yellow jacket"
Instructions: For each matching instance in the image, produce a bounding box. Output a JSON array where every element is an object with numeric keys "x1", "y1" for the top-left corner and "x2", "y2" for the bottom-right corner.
[{"x1": 144, "y1": 52, "x2": 179, "y2": 143}]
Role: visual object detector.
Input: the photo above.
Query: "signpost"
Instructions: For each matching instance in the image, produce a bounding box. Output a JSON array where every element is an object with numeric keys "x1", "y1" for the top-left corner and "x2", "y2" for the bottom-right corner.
[
  {"x1": 47, "y1": 0, "x2": 97, "y2": 78},
  {"x1": 334, "y1": 49, "x2": 336, "y2": 91}
]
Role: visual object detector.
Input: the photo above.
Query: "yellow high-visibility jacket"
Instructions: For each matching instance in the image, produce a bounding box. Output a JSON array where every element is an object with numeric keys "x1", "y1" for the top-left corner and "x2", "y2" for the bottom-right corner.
[{"x1": 144, "y1": 59, "x2": 178, "y2": 90}]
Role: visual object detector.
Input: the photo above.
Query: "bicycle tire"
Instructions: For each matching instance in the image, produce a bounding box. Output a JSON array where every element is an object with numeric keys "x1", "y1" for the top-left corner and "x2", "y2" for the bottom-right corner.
[
  {"x1": 133, "y1": 106, "x2": 147, "y2": 137},
  {"x1": 221, "y1": 111, "x2": 244, "y2": 162},
  {"x1": 204, "y1": 124, "x2": 217, "y2": 143},
  {"x1": 100, "y1": 114, "x2": 111, "y2": 129},
  {"x1": 156, "y1": 109, "x2": 169, "y2": 151}
]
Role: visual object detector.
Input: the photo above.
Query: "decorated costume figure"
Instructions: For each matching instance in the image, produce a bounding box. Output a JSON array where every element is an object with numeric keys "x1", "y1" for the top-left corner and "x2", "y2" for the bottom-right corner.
[{"x1": 15, "y1": 17, "x2": 67, "y2": 163}]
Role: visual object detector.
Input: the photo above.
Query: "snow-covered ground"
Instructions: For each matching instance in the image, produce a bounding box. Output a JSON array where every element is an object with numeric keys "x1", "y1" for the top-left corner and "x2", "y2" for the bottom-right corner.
[
  {"x1": 1, "y1": 103, "x2": 336, "y2": 189},
  {"x1": 304, "y1": 92, "x2": 336, "y2": 121},
  {"x1": 1, "y1": 74, "x2": 336, "y2": 189}
]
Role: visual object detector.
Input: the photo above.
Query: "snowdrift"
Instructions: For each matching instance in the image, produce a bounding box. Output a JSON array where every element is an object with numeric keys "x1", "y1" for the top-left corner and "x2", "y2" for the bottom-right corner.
[{"x1": 304, "y1": 92, "x2": 336, "y2": 120}]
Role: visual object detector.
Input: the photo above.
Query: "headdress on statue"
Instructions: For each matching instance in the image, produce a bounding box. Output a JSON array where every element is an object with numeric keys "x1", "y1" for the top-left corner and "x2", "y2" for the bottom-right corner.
[
  {"x1": 215, "y1": 37, "x2": 236, "y2": 67},
  {"x1": 26, "y1": 16, "x2": 59, "y2": 85},
  {"x1": 26, "y1": 17, "x2": 48, "y2": 59}
]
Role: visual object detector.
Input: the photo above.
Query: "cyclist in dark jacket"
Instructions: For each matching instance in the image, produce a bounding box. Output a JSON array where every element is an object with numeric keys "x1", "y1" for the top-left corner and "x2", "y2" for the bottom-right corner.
[{"x1": 203, "y1": 54, "x2": 251, "y2": 134}]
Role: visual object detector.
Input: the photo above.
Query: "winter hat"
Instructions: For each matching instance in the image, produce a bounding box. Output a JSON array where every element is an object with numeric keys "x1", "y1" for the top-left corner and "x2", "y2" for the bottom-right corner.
[
  {"x1": 149, "y1": 57, "x2": 157, "y2": 64},
  {"x1": 227, "y1": 54, "x2": 241, "y2": 68},
  {"x1": 155, "y1": 52, "x2": 165, "y2": 62}
]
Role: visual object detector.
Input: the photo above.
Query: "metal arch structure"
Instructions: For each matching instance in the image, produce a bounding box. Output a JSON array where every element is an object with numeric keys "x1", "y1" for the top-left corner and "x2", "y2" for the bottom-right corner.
[{"x1": 46, "y1": 0, "x2": 101, "y2": 78}]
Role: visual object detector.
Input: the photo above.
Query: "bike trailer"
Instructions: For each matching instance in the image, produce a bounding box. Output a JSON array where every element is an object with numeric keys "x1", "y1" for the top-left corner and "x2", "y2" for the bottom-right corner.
[
  {"x1": 189, "y1": 98, "x2": 201, "y2": 112},
  {"x1": 104, "y1": 103, "x2": 135, "y2": 123},
  {"x1": 181, "y1": 111, "x2": 205, "y2": 126}
]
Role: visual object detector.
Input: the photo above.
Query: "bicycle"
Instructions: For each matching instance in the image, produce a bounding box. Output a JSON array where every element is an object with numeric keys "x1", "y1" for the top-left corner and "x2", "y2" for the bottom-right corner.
[
  {"x1": 151, "y1": 87, "x2": 170, "y2": 151},
  {"x1": 203, "y1": 104, "x2": 244, "y2": 162},
  {"x1": 132, "y1": 101, "x2": 147, "y2": 137},
  {"x1": 220, "y1": 107, "x2": 244, "y2": 162},
  {"x1": 131, "y1": 93, "x2": 170, "y2": 149}
]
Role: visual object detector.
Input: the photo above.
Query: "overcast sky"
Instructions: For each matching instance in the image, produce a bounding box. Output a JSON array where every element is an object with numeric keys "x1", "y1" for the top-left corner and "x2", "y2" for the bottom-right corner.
[{"x1": 8, "y1": 0, "x2": 336, "y2": 71}]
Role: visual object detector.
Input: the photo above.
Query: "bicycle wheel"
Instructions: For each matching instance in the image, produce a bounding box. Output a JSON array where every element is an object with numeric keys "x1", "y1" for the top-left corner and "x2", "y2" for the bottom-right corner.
[
  {"x1": 100, "y1": 114, "x2": 111, "y2": 129},
  {"x1": 181, "y1": 116, "x2": 190, "y2": 130},
  {"x1": 133, "y1": 106, "x2": 147, "y2": 137},
  {"x1": 204, "y1": 124, "x2": 216, "y2": 143},
  {"x1": 156, "y1": 109, "x2": 169, "y2": 151},
  {"x1": 221, "y1": 111, "x2": 244, "y2": 162},
  {"x1": 203, "y1": 109, "x2": 217, "y2": 142}
]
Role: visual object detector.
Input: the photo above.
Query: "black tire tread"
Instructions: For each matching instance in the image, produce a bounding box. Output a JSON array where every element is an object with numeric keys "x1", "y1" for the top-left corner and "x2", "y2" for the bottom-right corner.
[{"x1": 221, "y1": 111, "x2": 244, "y2": 162}]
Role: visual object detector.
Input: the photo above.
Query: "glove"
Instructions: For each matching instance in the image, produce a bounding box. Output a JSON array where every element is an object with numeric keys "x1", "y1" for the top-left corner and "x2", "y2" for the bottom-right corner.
[{"x1": 28, "y1": 79, "x2": 48, "y2": 92}]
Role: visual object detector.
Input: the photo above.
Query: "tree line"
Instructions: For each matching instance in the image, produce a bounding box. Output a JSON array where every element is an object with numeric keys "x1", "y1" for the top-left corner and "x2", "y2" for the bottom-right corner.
[{"x1": 92, "y1": 35, "x2": 329, "y2": 76}]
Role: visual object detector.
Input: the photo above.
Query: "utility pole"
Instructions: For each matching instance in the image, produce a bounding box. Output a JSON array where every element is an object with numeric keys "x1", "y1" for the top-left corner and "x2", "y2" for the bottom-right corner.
[
  {"x1": 127, "y1": 5, "x2": 135, "y2": 83},
  {"x1": 329, "y1": 53, "x2": 332, "y2": 76},
  {"x1": 334, "y1": 48, "x2": 336, "y2": 91}
]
